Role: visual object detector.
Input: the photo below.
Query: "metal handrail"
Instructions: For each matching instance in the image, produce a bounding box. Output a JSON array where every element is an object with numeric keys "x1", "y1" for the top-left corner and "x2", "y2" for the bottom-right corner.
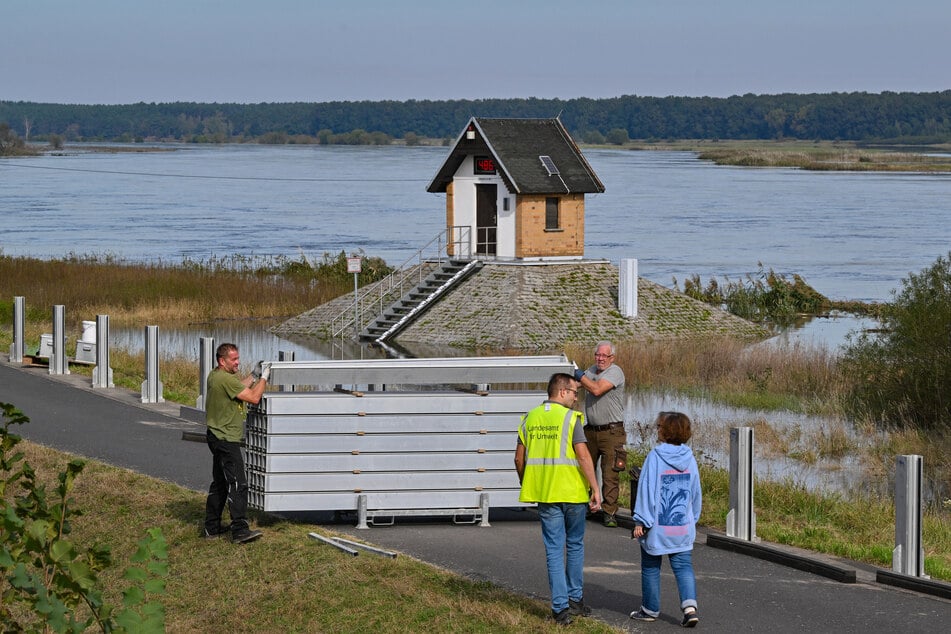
[{"x1": 330, "y1": 226, "x2": 472, "y2": 339}]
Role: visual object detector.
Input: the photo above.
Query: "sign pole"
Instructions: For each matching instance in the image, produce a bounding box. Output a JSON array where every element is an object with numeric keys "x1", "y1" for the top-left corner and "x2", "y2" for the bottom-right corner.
[{"x1": 347, "y1": 256, "x2": 362, "y2": 339}]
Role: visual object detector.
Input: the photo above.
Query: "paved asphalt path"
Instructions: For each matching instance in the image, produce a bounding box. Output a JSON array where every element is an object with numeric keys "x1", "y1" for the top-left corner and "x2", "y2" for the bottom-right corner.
[{"x1": 2, "y1": 359, "x2": 949, "y2": 632}]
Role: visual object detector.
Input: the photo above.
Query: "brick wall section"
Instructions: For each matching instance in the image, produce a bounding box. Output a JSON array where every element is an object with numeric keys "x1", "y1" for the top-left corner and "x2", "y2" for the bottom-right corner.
[
  {"x1": 516, "y1": 194, "x2": 584, "y2": 258},
  {"x1": 273, "y1": 261, "x2": 768, "y2": 350}
]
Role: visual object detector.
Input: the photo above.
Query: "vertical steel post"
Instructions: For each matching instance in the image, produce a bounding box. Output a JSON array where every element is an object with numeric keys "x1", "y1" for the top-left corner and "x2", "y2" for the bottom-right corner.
[
  {"x1": 356, "y1": 494, "x2": 369, "y2": 530},
  {"x1": 92, "y1": 314, "x2": 114, "y2": 388},
  {"x1": 479, "y1": 492, "x2": 491, "y2": 527},
  {"x1": 727, "y1": 426, "x2": 756, "y2": 541},
  {"x1": 353, "y1": 271, "x2": 359, "y2": 339},
  {"x1": 893, "y1": 454, "x2": 927, "y2": 577},
  {"x1": 141, "y1": 325, "x2": 164, "y2": 403},
  {"x1": 10, "y1": 296, "x2": 25, "y2": 362},
  {"x1": 50, "y1": 305, "x2": 69, "y2": 375},
  {"x1": 196, "y1": 337, "x2": 215, "y2": 410},
  {"x1": 278, "y1": 350, "x2": 295, "y2": 392},
  {"x1": 619, "y1": 258, "x2": 638, "y2": 318}
]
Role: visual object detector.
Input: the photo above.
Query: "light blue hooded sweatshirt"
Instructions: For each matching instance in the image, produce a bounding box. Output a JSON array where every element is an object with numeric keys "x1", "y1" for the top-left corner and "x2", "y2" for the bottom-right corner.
[{"x1": 633, "y1": 442, "x2": 702, "y2": 555}]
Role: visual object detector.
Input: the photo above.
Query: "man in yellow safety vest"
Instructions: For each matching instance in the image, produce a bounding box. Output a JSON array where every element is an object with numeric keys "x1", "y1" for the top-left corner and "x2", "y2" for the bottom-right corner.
[{"x1": 515, "y1": 372, "x2": 602, "y2": 626}]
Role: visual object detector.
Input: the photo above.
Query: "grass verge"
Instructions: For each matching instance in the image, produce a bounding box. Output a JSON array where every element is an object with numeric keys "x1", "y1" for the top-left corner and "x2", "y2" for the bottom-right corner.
[
  {"x1": 614, "y1": 452, "x2": 950, "y2": 581},
  {"x1": 11, "y1": 441, "x2": 619, "y2": 634}
]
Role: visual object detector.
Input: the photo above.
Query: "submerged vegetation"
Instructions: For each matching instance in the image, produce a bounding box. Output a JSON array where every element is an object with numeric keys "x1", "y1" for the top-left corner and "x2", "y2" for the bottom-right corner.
[
  {"x1": 674, "y1": 264, "x2": 881, "y2": 327},
  {"x1": 697, "y1": 145, "x2": 951, "y2": 171}
]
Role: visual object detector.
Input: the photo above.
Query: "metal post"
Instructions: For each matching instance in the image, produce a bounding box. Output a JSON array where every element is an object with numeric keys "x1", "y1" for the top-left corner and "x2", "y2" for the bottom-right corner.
[
  {"x1": 196, "y1": 337, "x2": 215, "y2": 410},
  {"x1": 727, "y1": 426, "x2": 756, "y2": 541},
  {"x1": 479, "y1": 492, "x2": 491, "y2": 527},
  {"x1": 141, "y1": 325, "x2": 164, "y2": 403},
  {"x1": 10, "y1": 296, "x2": 25, "y2": 362},
  {"x1": 50, "y1": 305, "x2": 69, "y2": 375},
  {"x1": 356, "y1": 494, "x2": 369, "y2": 530},
  {"x1": 353, "y1": 271, "x2": 359, "y2": 339},
  {"x1": 619, "y1": 258, "x2": 638, "y2": 318},
  {"x1": 92, "y1": 314, "x2": 114, "y2": 388},
  {"x1": 893, "y1": 454, "x2": 927, "y2": 577},
  {"x1": 347, "y1": 255, "x2": 362, "y2": 340},
  {"x1": 278, "y1": 350, "x2": 295, "y2": 392}
]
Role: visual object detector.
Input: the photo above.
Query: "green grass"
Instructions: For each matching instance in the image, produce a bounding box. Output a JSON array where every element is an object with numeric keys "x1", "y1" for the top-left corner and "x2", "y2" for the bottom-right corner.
[
  {"x1": 696, "y1": 466, "x2": 951, "y2": 580},
  {"x1": 10, "y1": 441, "x2": 619, "y2": 634}
]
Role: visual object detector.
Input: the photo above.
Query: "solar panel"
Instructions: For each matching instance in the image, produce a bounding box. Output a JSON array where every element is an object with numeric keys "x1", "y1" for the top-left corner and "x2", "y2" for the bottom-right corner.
[{"x1": 539, "y1": 155, "x2": 559, "y2": 175}]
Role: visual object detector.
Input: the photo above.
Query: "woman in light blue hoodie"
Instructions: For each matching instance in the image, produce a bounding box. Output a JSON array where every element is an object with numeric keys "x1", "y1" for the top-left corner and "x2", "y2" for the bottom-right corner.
[{"x1": 630, "y1": 411, "x2": 702, "y2": 628}]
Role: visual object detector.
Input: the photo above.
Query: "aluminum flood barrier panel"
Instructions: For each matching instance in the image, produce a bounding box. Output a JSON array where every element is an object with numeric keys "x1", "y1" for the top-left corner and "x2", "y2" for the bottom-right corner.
[
  {"x1": 245, "y1": 355, "x2": 574, "y2": 524},
  {"x1": 265, "y1": 355, "x2": 572, "y2": 389}
]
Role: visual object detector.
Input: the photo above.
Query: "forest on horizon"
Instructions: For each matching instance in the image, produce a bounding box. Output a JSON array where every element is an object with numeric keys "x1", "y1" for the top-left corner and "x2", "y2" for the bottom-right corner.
[{"x1": 2, "y1": 91, "x2": 951, "y2": 146}]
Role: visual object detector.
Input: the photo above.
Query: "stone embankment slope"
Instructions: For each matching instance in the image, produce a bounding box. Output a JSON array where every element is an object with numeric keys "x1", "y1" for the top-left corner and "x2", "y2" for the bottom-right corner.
[{"x1": 273, "y1": 261, "x2": 767, "y2": 349}]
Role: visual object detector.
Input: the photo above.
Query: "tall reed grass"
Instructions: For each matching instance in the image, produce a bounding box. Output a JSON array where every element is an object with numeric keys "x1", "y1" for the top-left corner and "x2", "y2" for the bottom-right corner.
[
  {"x1": 566, "y1": 336, "x2": 846, "y2": 414},
  {"x1": 0, "y1": 251, "x2": 390, "y2": 329}
]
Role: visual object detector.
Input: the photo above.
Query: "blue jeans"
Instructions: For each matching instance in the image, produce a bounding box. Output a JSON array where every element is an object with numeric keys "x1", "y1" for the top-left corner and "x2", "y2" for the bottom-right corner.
[
  {"x1": 537, "y1": 502, "x2": 587, "y2": 613},
  {"x1": 639, "y1": 547, "x2": 697, "y2": 616}
]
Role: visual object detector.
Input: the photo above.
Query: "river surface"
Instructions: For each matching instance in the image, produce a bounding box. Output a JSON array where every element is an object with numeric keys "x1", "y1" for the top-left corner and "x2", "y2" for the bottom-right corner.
[
  {"x1": 3, "y1": 143, "x2": 949, "y2": 303},
  {"x1": 3, "y1": 144, "x2": 948, "y2": 501},
  {"x1": 4, "y1": 142, "x2": 946, "y2": 354}
]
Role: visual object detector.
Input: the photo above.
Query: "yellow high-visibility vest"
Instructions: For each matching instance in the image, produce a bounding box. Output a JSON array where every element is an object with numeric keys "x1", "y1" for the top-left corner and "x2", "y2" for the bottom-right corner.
[{"x1": 518, "y1": 402, "x2": 590, "y2": 503}]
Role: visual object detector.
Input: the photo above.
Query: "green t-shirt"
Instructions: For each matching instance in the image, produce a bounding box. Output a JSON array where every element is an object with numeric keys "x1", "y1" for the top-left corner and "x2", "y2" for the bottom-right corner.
[{"x1": 206, "y1": 368, "x2": 248, "y2": 442}]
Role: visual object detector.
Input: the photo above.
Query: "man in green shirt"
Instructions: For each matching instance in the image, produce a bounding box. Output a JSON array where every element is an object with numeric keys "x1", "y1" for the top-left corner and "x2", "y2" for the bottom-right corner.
[{"x1": 203, "y1": 343, "x2": 269, "y2": 544}]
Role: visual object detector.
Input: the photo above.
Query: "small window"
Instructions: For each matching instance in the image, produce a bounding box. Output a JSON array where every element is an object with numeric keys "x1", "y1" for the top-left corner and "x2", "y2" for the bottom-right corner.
[
  {"x1": 545, "y1": 197, "x2": 560, "y2": 230},
  {"x1": 502, "y1": 197, "x2": 510, "y2": 211}
]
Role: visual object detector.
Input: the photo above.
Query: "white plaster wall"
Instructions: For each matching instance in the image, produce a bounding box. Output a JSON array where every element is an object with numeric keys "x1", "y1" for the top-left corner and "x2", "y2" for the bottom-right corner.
[{"x1": 452, "y1": 156, "x2": 514, "y2": 259}]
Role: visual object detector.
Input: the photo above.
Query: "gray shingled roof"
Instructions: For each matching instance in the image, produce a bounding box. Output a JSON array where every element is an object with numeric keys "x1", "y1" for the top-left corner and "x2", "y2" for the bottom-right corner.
[{"x1": 427, "y1": 117, "x2": 605, "y2": 195}]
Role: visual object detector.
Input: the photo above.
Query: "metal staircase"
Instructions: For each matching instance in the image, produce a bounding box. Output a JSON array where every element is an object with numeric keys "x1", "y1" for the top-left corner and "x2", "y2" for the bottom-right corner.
[
  {"x1": 329, "y1": 226, "x2": 472, "y2": 340},
  {"x1": 361, "y1": 259, "x2": 483, "y2": 343}
]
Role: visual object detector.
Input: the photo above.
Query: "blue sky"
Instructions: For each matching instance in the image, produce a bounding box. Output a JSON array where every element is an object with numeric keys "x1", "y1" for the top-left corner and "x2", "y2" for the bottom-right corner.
[{"x1": 3, "y1": 0, "x2": 949, "y2": 104}]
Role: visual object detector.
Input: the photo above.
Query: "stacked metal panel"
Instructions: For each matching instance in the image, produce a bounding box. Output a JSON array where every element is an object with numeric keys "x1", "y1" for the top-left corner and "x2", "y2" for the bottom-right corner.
[
  {"x1": 245, "y1": 355, "x2": 575, "y2": 515},
  {"x1": 246, "y1": 390, "x2": 542, "y2": 513}
]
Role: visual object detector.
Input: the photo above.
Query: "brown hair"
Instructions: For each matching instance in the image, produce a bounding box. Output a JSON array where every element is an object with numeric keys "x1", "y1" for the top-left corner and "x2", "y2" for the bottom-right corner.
[
  {"x1": 656, "y1": 411, "x2": 692, "y2": 445},
  {"x1": 215, "y1": 342, "x2": 238, "y2": 361},
  {"x1": 547, "y1": 373, "x2": 576, "y2": 397}
]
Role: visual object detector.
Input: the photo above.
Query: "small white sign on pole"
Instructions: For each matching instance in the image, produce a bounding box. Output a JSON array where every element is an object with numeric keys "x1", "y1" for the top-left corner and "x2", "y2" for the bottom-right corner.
[{"x1": 348, "y1": 257, "x2": 362, "y2": 338}]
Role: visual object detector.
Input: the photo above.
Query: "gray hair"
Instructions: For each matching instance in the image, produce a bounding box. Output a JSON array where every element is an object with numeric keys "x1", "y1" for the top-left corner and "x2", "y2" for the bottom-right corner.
[{"x1": 593, "y1": 340, "x2": 616, "y2": 355}]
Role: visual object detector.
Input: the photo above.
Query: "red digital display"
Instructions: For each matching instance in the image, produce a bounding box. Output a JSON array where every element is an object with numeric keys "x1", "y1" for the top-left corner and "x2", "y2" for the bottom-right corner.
[{"x1": 474, "y1": 156, "x2": 496, "y2": 174}]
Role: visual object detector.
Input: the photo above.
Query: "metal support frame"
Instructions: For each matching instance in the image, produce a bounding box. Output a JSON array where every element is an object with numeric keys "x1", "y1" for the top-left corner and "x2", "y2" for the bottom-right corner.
[
  {"x1": 893, "y1": 454, "x2": 927, "y2": 577},
  {"x1": 278, "y1": 350, "x2": 295, "y2": 392},
  {"x1": 727, "y1": 426, "x2": 757, "y2": 541},
  {"x1": 10, "y1": 296, "x2": 25, "y2": 363},
  {"x1": 307, "y1": 532, "x2": 397, "y2": 558},
  {"x1": 355, "y1": 493, "x2": 492, "y2": 530},
  {"x1": 141, "y1": 325, "x2": 164, "y2": 403},
  {"x1": 50, "y1": 305, "x2": 69, "y2": 375},
  {"x1": 195, "y1": 337, "x2": 215, "y2": 410},
  {"x1": 92, "y1": 314, "x2": 114, "y2": 388}
]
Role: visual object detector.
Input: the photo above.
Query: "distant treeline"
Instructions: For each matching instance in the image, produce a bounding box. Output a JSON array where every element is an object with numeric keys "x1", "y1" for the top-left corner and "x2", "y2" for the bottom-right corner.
[{"x1": 2, "y1": 92, "x2": 951, "y2": 145}]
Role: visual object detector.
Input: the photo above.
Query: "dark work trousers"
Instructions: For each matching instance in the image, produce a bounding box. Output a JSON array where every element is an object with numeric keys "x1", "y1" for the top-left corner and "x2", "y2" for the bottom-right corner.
[
  {"x1": 584, "y1": 424, "x2": 626, "y2": 516},
  {"x1": 204, "y1": 430, "x2": 250, "y2": 534}
]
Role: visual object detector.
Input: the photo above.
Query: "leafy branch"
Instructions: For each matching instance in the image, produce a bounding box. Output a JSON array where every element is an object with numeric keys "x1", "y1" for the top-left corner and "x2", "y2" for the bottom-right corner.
[{"x1": 0, "y1": 402, "x2": 167, "y2": 633}]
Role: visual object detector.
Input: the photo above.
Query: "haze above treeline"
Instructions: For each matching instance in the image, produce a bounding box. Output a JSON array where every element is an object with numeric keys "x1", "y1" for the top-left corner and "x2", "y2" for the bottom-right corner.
[{"x1": 2, "y1": 91, "x2": 950, "y2": 145}]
